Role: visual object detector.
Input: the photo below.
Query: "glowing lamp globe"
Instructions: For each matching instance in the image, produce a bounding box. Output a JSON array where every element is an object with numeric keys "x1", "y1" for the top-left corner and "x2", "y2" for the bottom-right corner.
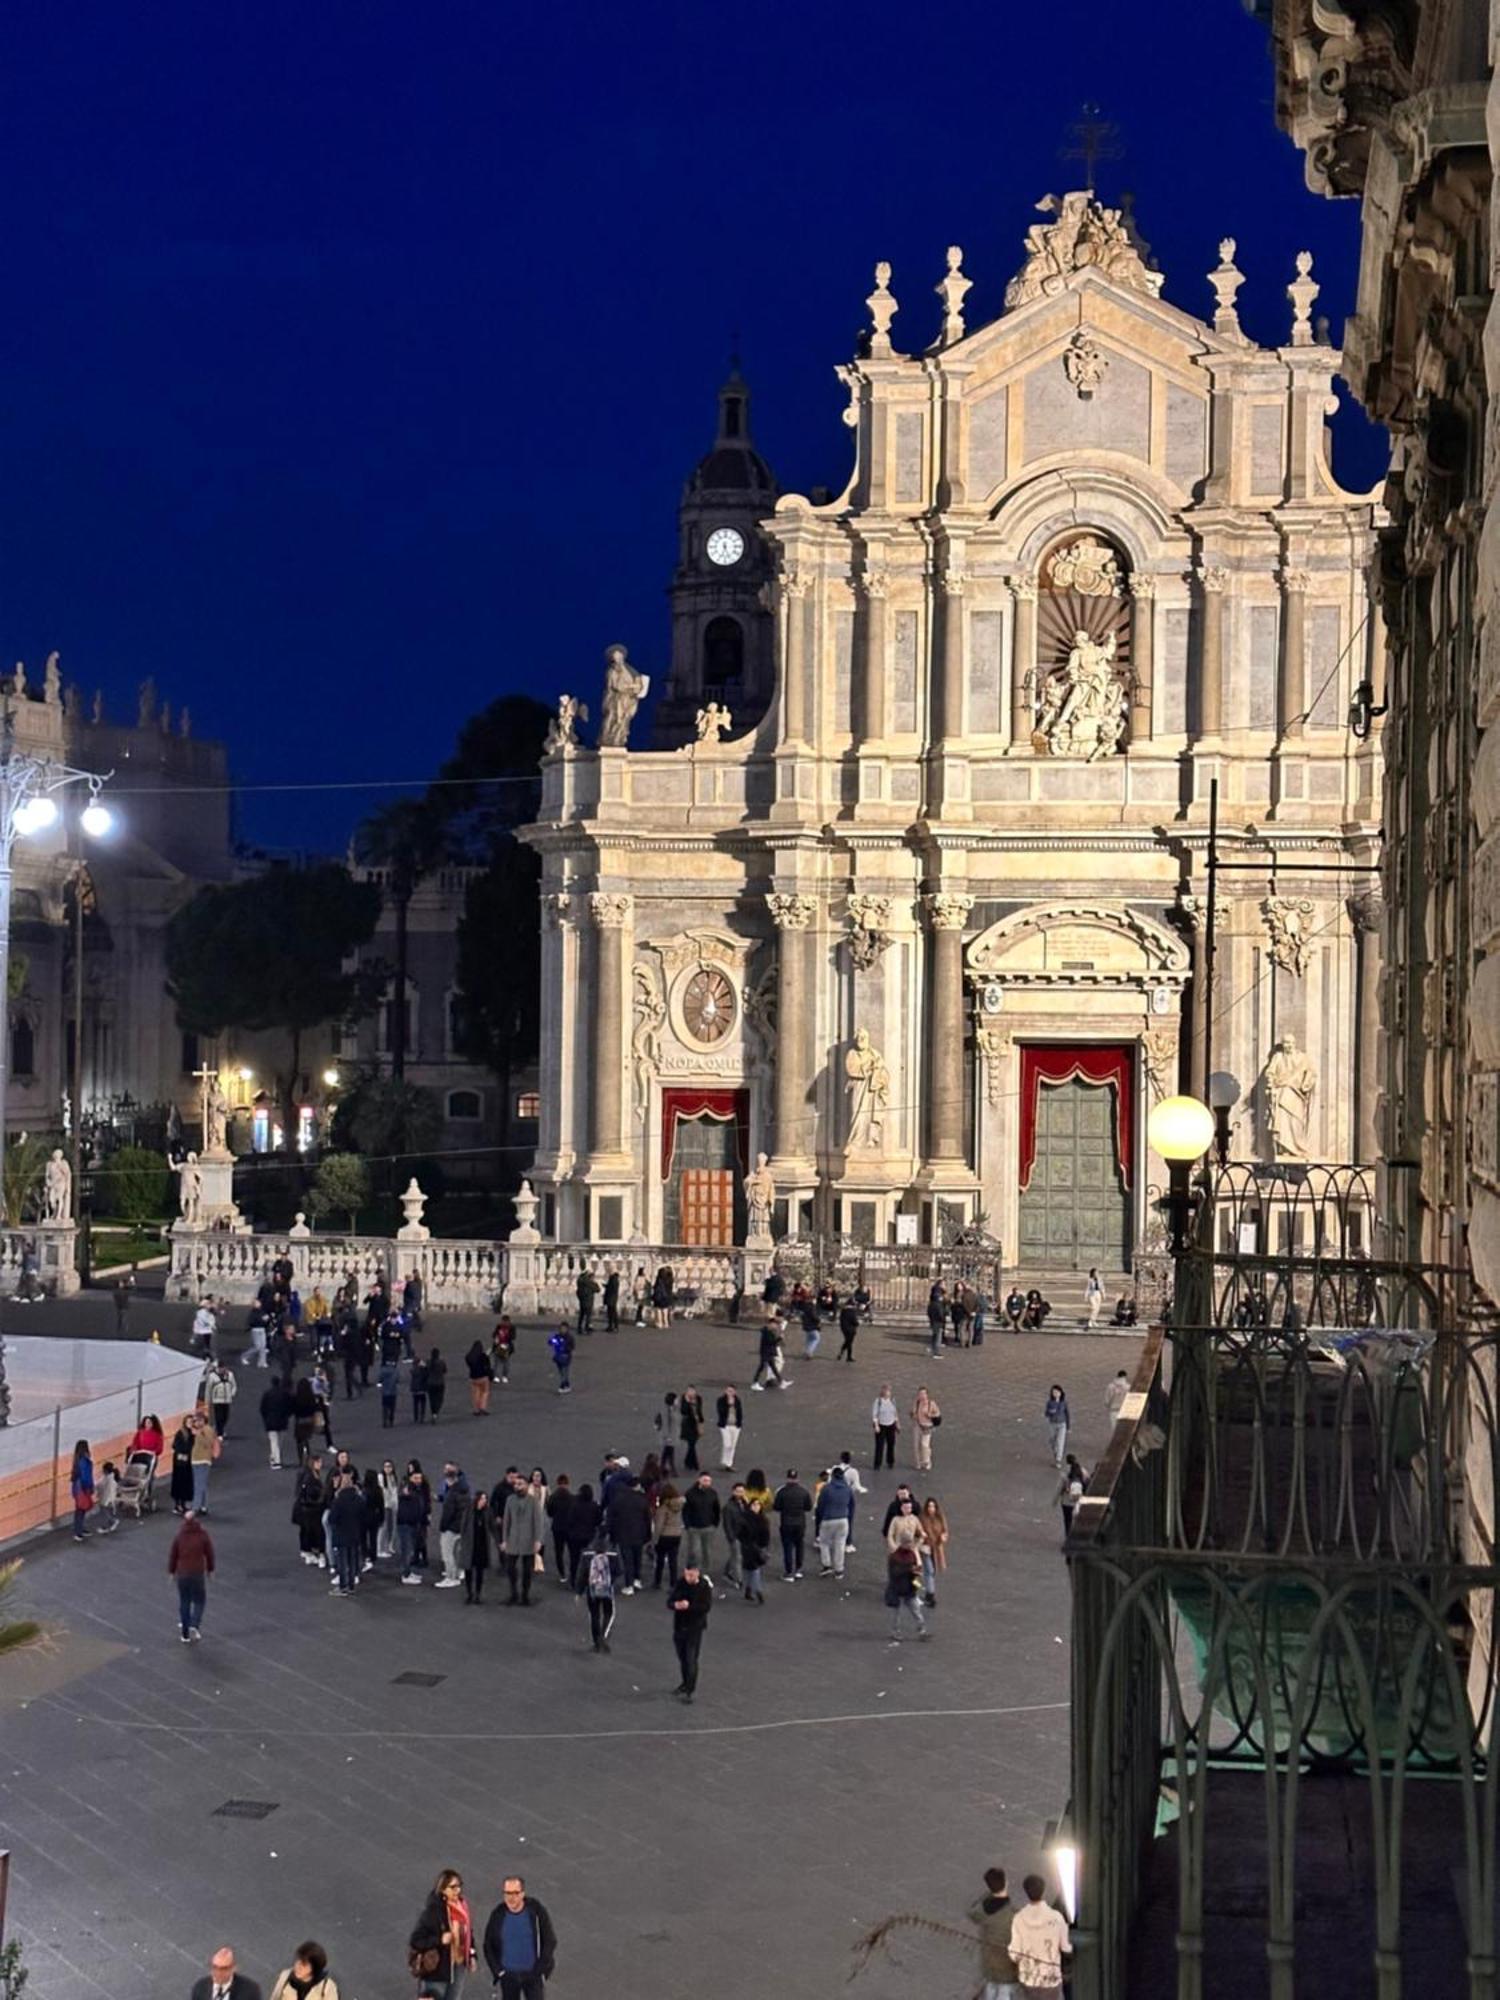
[
  {"x1": 15, "y1": 796, "x2": 58, "y2": 836},
  {"x1": 81, "y1": 800, "x2": 113, "y2": 838},
  {"x1": 1148, "y1": 1093, "x2": 1215, "y2": 1164}
]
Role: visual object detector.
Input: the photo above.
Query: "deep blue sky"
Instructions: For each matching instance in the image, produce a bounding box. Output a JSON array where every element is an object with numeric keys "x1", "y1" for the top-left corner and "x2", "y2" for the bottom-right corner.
[{"x1": 0, "y1": 1, "x2": 1383, "y2": 849}]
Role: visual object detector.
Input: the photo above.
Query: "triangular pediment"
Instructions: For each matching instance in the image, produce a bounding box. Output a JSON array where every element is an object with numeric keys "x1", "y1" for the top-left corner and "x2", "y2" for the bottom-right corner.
[{"x1": 952, "y1": 270, "x2": 1246, "y2": 393}]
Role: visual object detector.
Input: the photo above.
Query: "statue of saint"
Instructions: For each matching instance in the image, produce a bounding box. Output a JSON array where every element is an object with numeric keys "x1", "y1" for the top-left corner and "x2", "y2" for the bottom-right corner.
[
  {"x1": 743, "y1": 1151, "x2": 776, "y2": 1241},
  {"x1": 201, "y1": 1071, "x2": 229, "y2": 1154},
  {"x1": 695, "y1": 702, "x2": 732, "y2": 742},
  {"x1": 598, "y1": 645, "x2": 650, "y2": 749},
  {"x1": 1265, "y1": 1034, "x2": 1318, "y2": 1160},
  {"x1": 1041, "y1": 629, "x2": 1125, "y2": 761},
  {"x1": 543, "y1": 694, "x2": 586, "y2": 755},
  {"x1": 844, "y1": 1027, "x2": 890, "y2": 1149},
  {"x1": 177, "y1": 1152, "x2": 204, "y2": 1226},
  {"x1": 629, "y1": 964, "x2": 665, "y2": 1121},
  {"x1": 42, "y1": 1148, "x2": 71, "y2": 1222}
]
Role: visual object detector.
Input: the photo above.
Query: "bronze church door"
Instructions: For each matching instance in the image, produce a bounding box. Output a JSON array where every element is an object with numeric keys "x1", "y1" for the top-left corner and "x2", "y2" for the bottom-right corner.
[{"x1": 1017, "y1": 1075, "x2": 1130, "y2": 1271}]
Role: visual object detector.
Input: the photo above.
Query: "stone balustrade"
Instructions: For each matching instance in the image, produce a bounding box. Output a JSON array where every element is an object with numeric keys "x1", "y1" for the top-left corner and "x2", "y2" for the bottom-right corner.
[{"x1": 168, "y1": 1230, "x2": 503, "y2": 1311}]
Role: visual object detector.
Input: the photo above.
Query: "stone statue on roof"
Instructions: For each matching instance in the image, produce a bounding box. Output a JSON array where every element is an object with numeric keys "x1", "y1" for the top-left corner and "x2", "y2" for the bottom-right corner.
[
  {"x1": 1005, "y1": 191, "x2": 1163, "y2": 311},
  {"x1": 598, "y1": 644, "x2": 650, "y2": 749}
]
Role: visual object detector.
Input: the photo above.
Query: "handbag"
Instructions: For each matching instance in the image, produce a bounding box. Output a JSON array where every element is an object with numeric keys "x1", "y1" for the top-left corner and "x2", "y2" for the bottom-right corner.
[
  {"x1": 76, "y1": 1487, "x2": 95, "y2": 1512},
  {"x1": 931, "y1": 1413, "x2": 943, "y2": 1428},
  {"x1": 407, "y1": 1943, "x2": 442, "y2": 1979}
]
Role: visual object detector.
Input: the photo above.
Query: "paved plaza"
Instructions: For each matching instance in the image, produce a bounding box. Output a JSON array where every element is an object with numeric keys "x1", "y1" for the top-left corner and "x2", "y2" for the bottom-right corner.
[{"x1": 0, "y1": 1302, "x2": 1139, "y2": 2000}]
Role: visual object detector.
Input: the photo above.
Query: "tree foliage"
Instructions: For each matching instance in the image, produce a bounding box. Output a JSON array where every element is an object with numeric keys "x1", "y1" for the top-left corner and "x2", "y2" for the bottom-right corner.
[
  {"x1": 454, "y1": 840, "x2": 542, "y2": 1152},
  {"x1": 0, "y1": 1559, "x2": 43, "y2": 1665},
  {"x1": 330, "y1": 1073, "x2": 442, "y2": 1162},
  {"x1": 1, "y1": 1134, "x2": 51, "y2": 1225},
  {"x1": 307, "y1": 1151, "x2": 370, "y2": 1233},
  {"x1": 100, "y1": 1146, "x2": 172, "y2": 1226},
  {"x1": 165, "y1": 863, "x2": 382, "y2": 1143}
]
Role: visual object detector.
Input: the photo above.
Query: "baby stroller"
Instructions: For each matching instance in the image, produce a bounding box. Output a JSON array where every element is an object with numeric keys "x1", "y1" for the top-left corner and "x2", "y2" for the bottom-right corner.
[{"x1": 115, "y1": 1449, "x2": 159, "y2": 1520}]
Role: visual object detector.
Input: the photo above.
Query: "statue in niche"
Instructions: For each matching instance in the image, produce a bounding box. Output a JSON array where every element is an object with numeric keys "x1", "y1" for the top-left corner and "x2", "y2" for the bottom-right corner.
[
  {"x1": 1037, "y1": 629, "x2": 1126, "y2": 761},
  {"x1": 598, "y1": 644, "x2": 650, "y2": 748},
  {"x1": 1265, "y1": 1033, "x2": 1318, "y2": 1161},
  {"x1": 844, "y1": 1027, "x2": 890, "y2": 1149}
]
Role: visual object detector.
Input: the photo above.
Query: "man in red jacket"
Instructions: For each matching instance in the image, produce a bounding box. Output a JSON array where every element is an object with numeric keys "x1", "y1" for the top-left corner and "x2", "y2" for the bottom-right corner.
[{"x1": 168, "y1": 1509, "x2": 215, "y2": 1643}]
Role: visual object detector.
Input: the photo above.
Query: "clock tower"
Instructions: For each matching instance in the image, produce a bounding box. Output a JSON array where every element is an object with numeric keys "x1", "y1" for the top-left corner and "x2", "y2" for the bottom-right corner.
[{"x1": 654, "y1": 366, "x2": 779, "y2": 745}]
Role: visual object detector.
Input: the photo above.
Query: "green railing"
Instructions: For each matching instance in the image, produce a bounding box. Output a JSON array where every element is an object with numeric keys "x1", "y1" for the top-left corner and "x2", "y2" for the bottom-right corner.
[{"x1": 1067, "y1": 1247, "x2": 1500, "y2": 1997}]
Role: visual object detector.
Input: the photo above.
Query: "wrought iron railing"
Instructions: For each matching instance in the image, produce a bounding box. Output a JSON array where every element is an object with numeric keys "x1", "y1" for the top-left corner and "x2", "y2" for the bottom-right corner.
[{"x1": 1067, "y1": 1199, "x2": 1500, "y2": 1998}]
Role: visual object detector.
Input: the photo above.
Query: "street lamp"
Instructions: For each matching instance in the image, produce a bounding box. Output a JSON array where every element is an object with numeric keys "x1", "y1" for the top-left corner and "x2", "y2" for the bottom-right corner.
[
  {"x1": 0, "y1": 729, "x2": 116, "y2": 1209},
  {"x1": 1148, "y1": 1093, "x2": 1214, "y2": 1256}
]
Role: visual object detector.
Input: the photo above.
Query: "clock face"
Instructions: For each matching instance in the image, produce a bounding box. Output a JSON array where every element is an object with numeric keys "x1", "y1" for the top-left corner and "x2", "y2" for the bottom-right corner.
[
  {"x1": 681, "y1": 966, "x2": 736, "y2": 1044},
  {"x1": 706, "y1": 526, "x2": 745, "y2": 567}
]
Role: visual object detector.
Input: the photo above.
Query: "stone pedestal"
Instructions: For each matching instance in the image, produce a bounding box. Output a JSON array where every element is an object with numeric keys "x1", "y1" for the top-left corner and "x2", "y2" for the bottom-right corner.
[
  {"x1": 35, "y1": 1220, "x2": 80, "y2": 1297},
  {"x1": 197, "y1": 1150, "x2": 246, "y2": 1231}
]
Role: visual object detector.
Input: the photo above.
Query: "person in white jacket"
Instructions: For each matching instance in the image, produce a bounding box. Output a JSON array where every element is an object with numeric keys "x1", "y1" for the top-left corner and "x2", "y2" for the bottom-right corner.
[
  {"x1": 831, "y1": 1451, "x2": 867, "y2": 1553},
  {"x1": 1007, "y1": 1875, "x2": 1071, "y2": 1993}
]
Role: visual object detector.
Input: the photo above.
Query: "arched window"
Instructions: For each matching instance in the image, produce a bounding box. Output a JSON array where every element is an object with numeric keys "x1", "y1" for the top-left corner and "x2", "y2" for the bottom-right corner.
[
  {"x1": 703, "y1": 616, "x2": 744, "y2": 689},
  {"x1": 10, "y1": 1017, "x2": 34, "y2": 1079},
  {"x1": 446, "y1": 1088, "x2": 482, "y2": 1121}
]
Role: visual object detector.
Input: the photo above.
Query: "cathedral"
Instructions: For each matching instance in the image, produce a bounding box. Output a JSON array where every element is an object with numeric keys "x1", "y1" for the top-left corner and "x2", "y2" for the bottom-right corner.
[{"x1": 523, "y1": 192, "x2": 1384, "y2": 1269}]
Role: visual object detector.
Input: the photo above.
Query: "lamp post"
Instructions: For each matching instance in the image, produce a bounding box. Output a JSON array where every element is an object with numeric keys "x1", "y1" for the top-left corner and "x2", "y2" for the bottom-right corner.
[
  {"x1": 1148, "y1": 1093, "x2": 1215, "y2": 1257},
  {"x1": 0, "y1": 710, "x2": 115, "y2": 1211}
]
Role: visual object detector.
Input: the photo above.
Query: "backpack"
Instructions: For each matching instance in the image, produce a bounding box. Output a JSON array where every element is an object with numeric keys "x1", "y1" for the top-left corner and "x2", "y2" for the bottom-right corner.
[{"x1": 588, "y1": 1549, "x2": 614, "y2": 1596}]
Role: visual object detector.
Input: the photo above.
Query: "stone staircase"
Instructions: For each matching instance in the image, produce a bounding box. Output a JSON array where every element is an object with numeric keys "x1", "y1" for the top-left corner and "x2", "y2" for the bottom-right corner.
[{"x1": 1000, "y1": 1268, "x2": 1136, "y2": 1325}]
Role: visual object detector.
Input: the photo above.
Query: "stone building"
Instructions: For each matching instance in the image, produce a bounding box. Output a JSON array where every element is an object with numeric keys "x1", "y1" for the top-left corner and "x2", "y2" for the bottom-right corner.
[
  {"x1": 524, "y1": 193, "x2": 1384, "y2": 1264},
  {"x1": 1256, "y1": 0, "x2": 1498, "y2": 1308},
  {"x1": 0, "y1": 664, "x2": 238, "y2": 1146}
]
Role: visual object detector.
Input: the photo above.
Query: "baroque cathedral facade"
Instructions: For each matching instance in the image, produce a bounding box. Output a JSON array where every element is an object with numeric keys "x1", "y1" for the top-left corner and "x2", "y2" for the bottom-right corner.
[{"x1": 524, "y1": 193, "x2": 1384, "y2": 1266}]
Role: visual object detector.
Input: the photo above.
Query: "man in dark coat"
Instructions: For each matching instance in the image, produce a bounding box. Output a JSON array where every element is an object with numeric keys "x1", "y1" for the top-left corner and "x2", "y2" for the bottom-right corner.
[
  {"x1": 773, "y1": 1469, "x2": 813, "y2": 1580},
  {"x1": 189, "y1": 1944, "x2": 262, "y2": 2000},
  {"x1": 669, "y1": 1564, "x2": 713, "y2": 1702},
  {"x1": 604, "y1": 1474, "x2": 652, "y2": 1594},
  {"x1": 482, "y1": 1876, "x2": 557, "y2": 1998},
  {"x1": 326, "y1": 1470, "x2": 367, "y2": 1596}
]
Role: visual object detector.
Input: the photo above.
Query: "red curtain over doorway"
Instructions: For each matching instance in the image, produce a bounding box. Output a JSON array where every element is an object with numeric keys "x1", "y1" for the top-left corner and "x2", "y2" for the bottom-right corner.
[
  {"x1": 1017, "y1": 1044, "x2": 1134, "y2": 1192},
  {"x1": 660, "y1": 1087, "x2": 750, "y2": 1180}
]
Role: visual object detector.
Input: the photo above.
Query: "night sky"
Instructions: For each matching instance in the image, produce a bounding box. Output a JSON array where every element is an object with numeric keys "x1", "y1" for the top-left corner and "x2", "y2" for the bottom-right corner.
[{"x1": 0, "y1": 2, "x2": 1384, "y2": 850}]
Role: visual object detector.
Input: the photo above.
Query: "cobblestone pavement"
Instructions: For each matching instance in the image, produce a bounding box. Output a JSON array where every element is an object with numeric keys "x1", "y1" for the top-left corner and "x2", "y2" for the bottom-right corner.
[{"x1": 0, "y1": 1306, "x2": 1140, "y2": 2000}]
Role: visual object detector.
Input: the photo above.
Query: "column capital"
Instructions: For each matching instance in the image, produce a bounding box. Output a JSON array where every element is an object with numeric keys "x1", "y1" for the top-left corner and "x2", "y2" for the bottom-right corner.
[
  {"x1": 1348, "y1": 890, "x2": 1383, "y2": 933},
  {"x1": 1128, "y1": 573, "x2": 1157, "y2": 600},
  {"x1": 781, "y1": 568, "x2": 811, "y2": 602},
  {"x1": 543, "y1": 892, "x2": 574, "y2": 930},
  {"x1": 941, "y1": 566, "x2": 967, "y2": 598},
  {"x1": 1198, "y1": 564, "x2": 1230, "y2": 594},
  {"x1": 857, "y1": 569, "x2": 890, "y2": 601},
  {"x1": 925, "y1": 891, "x2": 974, "y2": 930},
  {"x1": 588, "y1": 891, "x2": 634, "y2": 929},
  {"x1": 1278, "y1": 564, "x2": 1312, "y2": 594},
  {"x1": 1009, "y1": 575, "x2": 1038, "y2": 603},
  {"x1": 767, "y1": 891, "x2": 818, "y2": 931}
]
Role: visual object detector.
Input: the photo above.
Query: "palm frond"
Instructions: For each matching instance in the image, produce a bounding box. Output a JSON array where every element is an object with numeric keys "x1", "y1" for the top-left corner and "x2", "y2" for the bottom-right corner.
[
  {"x1": 0, "y1": 1560, "x2": 43, "y2": 1658},
  {"x1": 849, "y1": 1910, "x2": 982, "y2": 1989}
]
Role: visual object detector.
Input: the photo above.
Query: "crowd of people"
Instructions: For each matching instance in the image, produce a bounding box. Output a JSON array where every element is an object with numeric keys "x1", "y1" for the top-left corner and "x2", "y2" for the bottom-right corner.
[
  {"x1": 54, "y1": 1256, "x2": 1139, "y2": 1996},
  {"x1": 187, "y1": 1868, "x2": 558, "y2": 2000}
]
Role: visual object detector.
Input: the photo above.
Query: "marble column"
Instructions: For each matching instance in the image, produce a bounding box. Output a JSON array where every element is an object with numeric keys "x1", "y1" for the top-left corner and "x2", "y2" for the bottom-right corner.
[
  {"x1": 1128, "y1": 574, "x2": 1155, "y2": 745},
  {"x1": 1350, "y1": 892, "x2": 1382, "y2": 1164},
  {"x1": 767, "y1": 891, "x2": 817, "y2": 1164},
  {"x1": 1197, "y1": 565, "x2": 1227, "y2": 739},
  {"x1": 588, "y1": 892, "x2": 632, "y2": 1158},
  {"x1": 925, "y1": 892, "x2": 974, "y2": 1166},
  {"x1": 857, "y1": 570, "x2": 888, "y2": 743},
  {"x1": 1279, "y1": 566, "x2": 1308, "y2": 741},
  {"x1": 1008, "y1": 577, "x2": 1037, "y2": 749}
]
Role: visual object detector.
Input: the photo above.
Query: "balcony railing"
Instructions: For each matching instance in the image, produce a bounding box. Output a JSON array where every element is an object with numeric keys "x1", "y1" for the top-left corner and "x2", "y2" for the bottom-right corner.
[{"x1": 1067, "y1": 1175, "x2": 1499, "y2": 2000}]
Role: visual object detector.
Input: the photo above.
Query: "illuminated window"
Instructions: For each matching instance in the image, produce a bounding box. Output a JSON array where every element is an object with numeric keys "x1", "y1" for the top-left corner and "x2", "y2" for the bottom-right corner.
[{"x1": 516, "y1": 1091, "x2": 540, "y2": 1121}]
